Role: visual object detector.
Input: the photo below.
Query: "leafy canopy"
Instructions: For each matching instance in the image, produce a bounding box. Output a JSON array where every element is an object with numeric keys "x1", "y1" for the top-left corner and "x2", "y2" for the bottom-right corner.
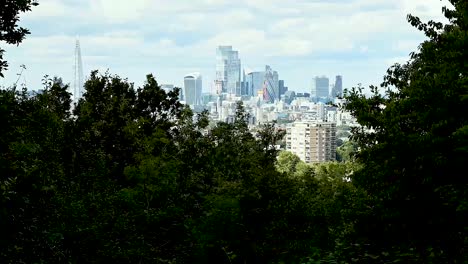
[{"x1": 344, "y1": 0, "x2": 468, "y2": 261}]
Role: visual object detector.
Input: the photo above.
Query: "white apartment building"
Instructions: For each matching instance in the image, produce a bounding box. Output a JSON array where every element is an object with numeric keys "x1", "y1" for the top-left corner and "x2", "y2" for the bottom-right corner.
[
  {"x1": 326, "y1": 109, "x2": 357, "y2": 126},
  {"x1": 286, "y1": 121, "x2": 337, "y2": 163}
]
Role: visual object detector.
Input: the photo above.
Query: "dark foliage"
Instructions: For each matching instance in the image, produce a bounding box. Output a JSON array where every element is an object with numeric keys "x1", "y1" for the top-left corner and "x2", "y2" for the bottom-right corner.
[
  {"x1": 343, "y1": 0, "x2": 468, "y2": 262},
  {"x1": 1, "y1": 73, "x2": 361, "y2": 263}
]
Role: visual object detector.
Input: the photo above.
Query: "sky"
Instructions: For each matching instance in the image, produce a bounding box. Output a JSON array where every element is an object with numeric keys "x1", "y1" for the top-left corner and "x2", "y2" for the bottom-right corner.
[{"x1": 1, "y1": 0, "x2": 453, "y2": 93}]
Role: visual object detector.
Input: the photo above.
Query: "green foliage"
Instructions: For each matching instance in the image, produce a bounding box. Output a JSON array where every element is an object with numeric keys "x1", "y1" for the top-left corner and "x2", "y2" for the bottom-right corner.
[
  {"x1": 0, "y1": 77, "x2": 72, "y2": 262},
  {"x1": 343, "y1": 0, "x2": 468, "y2": 262},
  {"x1": 336, "y1": 140, "x2": 358, "y2": 162},
  {"x1": 276, "y1": 151, "x2": 302, "y2": 174},
  {"x1": 0, "y1": 69, "x2": 369, "y2": 263}
]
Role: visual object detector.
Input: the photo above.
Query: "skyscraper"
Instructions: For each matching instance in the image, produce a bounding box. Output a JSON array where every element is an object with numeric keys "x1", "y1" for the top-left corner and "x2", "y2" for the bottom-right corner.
[
  {"x1": 215, "y1": 46, "x2": 241, "y2": 95},
  {"x1": 246, "y1": 71, "x2": 265, "y2": 96},
  {"x1": 214, "y1": 80, "x2": 223, "y2": 95},
  {"x1": 263, "y1": 65, "x2": 279, "y2": 102},
  {"x1": 184, "y1": 72, "x2": 202, "y2": 106},
  {"x1": 240, "y1": 69, "x2": 251, "y2": 96},
  {"x1": 279, "y1": 80, "x2": 288, "y2": 96},
  {"x1": 160, "y1": 84, "x2": 174, "y2": 93},
  {"x1": 312, "y1": 76, "x2": 329, "y2": 99},
  {"x1": 332, "y1": 75, "x2": 343, "y2": 97},
  {"x1": 72, "y1": 38, "x2": 84, "y2": 103}
]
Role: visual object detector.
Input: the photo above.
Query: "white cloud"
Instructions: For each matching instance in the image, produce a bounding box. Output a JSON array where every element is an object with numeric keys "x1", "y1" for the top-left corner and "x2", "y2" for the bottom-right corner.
[
  {"x1": 392, "y1": 39, "x2": 421, "y2": 53},
  {"x1": 385, "y1": 56, "x2": 411, "y2": 67},
  {"x1": 399, "y1": 0, "x2": 452, "y2": 21},
  {"x1": 90, "y1": 0, "x2": 153, "y2": 23},
  {"x1": 167, "y1": 9, "x2": 256, "y2": 33},
  {"x1": 2, "y1": 0, "x2": 456, "y2": 92},
  {"x1": 359, "y1": 46, "x2": 369, "y2": 53},
  {"x1": 23, "y1": 0, "x2": 68, "y2": 18}
]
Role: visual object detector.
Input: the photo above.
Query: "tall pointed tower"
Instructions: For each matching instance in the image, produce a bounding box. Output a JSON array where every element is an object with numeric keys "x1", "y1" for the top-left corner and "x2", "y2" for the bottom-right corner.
[{"x1": 72, "y1": 38, "x2": 84, "y2": 102}]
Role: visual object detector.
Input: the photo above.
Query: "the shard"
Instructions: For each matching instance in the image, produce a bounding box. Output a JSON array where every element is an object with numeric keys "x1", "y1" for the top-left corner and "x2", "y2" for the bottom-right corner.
[{"x1": 72, "y1": 38, "x2": 84, "y2": 103}]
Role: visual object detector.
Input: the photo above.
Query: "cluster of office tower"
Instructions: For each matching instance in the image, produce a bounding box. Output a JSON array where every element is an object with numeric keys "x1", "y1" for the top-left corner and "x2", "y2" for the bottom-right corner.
[{"x1": 178, "y1": 46, "x2": 342, "y2": 109}]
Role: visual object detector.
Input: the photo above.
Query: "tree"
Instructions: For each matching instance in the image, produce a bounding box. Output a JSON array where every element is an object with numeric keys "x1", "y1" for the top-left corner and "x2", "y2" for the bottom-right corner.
[
  {"x1": 336, "y1": 140, "x2": 358, "y2": 162},
  {"x1": 65, "y1": 72, "x2": 186, "y2": 262},
  {"x1": 0, "y1": 0, "x2": 38, "y2": 77},
  {"x1": 273, "y1": 152, "x2": 368, "y2": 263},
  {"x1": 344, "y1": 0, "x2": 468, "y2": 262},
  {"x1": 276, "y1": 151, "x2": 301, "y2": 174},
  {"x1": 0, "y1": 68, "x2": 373, "y2": 263},
  {"x1": 0, "y1": 76, "x2": 73, "y2": 262}
]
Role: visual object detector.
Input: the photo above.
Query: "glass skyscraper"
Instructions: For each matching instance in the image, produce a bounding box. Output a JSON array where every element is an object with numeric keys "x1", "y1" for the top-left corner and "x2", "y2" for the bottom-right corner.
[
  {"x1": 184, "y1": 72, "x2": 202, "y2": 106},
  {"x1": 246, "y1": 71, "x2": 265, "y2": 96},
  {"x1": 332, "y1": 75, "x2": 343, "y2": 97},
  {"x1": 312, "y1": 76, "x2": 330, "y2": 99},
  {"x1": 264, "y1": 65, "x2": 279, "y2": 102},
  {"x1": 216, "y1": 46, "x2": 241, "y2": 95},
  {"x1": 279, "y1": 80, "x2": 288, "y2": 96}
]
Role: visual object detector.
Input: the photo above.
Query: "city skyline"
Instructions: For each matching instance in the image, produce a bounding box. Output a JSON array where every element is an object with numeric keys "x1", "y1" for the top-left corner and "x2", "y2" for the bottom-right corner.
[{"x1": 1, "y1": 0, "x2": 452, "y2": 93}]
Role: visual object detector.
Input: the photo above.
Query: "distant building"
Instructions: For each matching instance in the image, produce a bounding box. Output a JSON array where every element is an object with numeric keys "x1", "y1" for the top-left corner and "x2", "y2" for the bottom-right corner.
[
  {"x1": 282, "y1": 90, "x2": 296, "y2": 104},
  {"x1": 27, "y1": 89, "x2": 44, "y2": 97},
  {"x1": 201, "y1": 93, "x2": 216, "y2": 106},
  {"x1": 161, "y1": 84, "x2": 174, "y2": 93},
  {"x1": 161, "y1": 84, "x2": 183, "y2": 101},
  {"x1": 241, "y1": 69, "x2": 249, "y2": 96},
  {"x1": 214, "y1": 80, "x2": 223, "y2": 95},
  {"x1": 263, "y1": 65, "x2": 279, "y2": 102},
  {"x1": 312, "y1": 76, "x2": 329, "y2": 99},
  {"x1": 216, "y1": 46, "x2": 241, "y2": 95},
  {"x1": 331, "y1": 75, "x2": 343, "y2": 98},
  {"x1": 245, "y1": 71, "x2": 265, "y2": 96},
  {"x1": 240, "y1": 81, "x2": 248, "y2": 96},
  {"x1": 184, "y1": 72, "x2": 202, "y2": 106},
  {"x1": 286, "y1": 121, "x2": 337, "y2": 163},
  {"x1": 72, "y1": 38, "x2": 84, "y2": 103},
  {"x1": 317, "y1": 102, "x2": 326, "y2": 120},
  {"x1": 296, "y1": 92, "x2": 310, "y2": 98},
  {"x1": 279, "y1": 80, "x2": 288, "y2": 96}
]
